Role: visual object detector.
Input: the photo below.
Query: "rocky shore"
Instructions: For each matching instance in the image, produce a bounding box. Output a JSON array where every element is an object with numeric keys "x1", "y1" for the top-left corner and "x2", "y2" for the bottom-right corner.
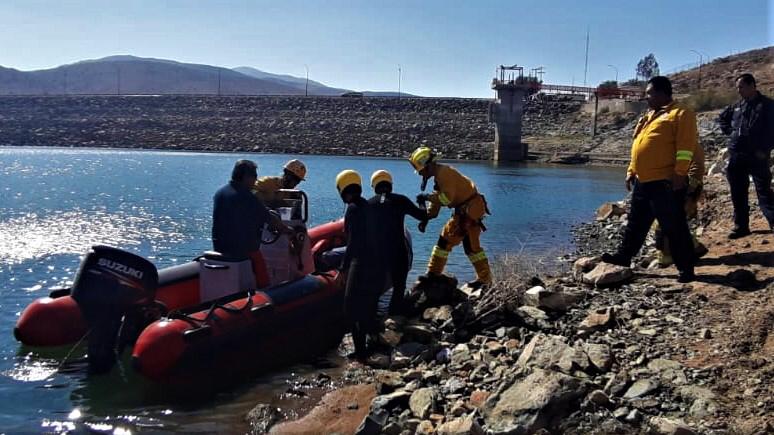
[
  {"x1": 0, "y1": 95, "x2": 591, "y2": 161},
  {"x1": 243, "y1": 146, "x2": 773, "y2": 434}
]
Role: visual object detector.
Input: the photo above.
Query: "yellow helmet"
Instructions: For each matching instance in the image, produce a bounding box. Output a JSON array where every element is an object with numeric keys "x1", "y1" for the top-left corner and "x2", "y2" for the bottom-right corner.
[
  {"x1": 335, "y1": 169, "x2": 362, "y2": 193},
  {"x1": 370, "y1": 169, "x2": 393, "y2": 188},
  {"x1": 283, "y1": 159, "x2": 307, "y2": 180},
  {"x1": 408, "y1": 146, "x2": 436, "y2": 171}
]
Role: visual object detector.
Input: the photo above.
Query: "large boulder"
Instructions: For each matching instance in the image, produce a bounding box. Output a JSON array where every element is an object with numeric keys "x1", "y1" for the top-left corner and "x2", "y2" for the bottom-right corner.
[
  {"x1": 582, "y1": 263, "x2": 632, "y2": 287},
  {"x1": 516, "y1": 334, "x2": 570, "y2": 370},
  {"x1": 484, "y1": 368, "x2": 590, "y2": 434},
  {"x1": 647, "y1": 416, "x2": 698, "y2": 435},
  {"x1": 523, "y1": 286, "x2": 581, "y2": 312}
]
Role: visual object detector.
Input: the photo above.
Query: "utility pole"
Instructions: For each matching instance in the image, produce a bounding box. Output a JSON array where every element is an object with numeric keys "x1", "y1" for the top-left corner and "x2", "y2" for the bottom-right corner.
[
  {"x1": 583, "y1": 27, "x2": 590, "y2": 86},
  {"x1": 607, "y1": 64, "x2": 618, "y2": 83},
  {"x1": 398, "y1": 64, "x2": 402, "y2": 100},
  {"x1": 304, "y1": 64, "x2": 309, "y2": 97},
  {"x1": 217, "y1": 70, "x2": 222, "y2": 96},
  {"x1": 116, "y1": 66, "x2": 121, "y2": 95},
  {"x1": 690, "y1": 50, "x2": 702, "y2": 90}
]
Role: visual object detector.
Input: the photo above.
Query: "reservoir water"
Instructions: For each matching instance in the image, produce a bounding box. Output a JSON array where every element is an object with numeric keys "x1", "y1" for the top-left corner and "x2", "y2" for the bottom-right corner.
[{"x1": 0, "y1": 147, "x2": 624, "y2": 432}]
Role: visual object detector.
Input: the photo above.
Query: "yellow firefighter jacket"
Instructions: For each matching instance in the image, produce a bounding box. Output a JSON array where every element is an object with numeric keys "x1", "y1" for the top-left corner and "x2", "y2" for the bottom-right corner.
[
  {"x1": 426, "y1": 164, "x2": 478, "y2": 219},
  {"x1": 626, "y1": 102, "x2": 698, "y2": 183},
  {"x1": 253, "y1": 176, "x2": 283, "y2": 204}
]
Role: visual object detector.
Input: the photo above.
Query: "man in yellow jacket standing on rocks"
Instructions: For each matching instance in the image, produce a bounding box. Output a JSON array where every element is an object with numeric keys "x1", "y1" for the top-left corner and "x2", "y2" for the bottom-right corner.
[
  {"x1": 409, "y1": 146, "x2": 491, "y2": 289},
  {"x1": 253, "y1": 159, "x2": 307, "y2": 206},
  {"x1": 601, "y1": 76, "x2": 697, "y2": 283}
]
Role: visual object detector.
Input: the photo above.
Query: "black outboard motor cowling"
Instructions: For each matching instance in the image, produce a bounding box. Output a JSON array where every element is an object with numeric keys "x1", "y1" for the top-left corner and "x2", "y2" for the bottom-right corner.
[{"x1": 71, "y1": 246, "x2": 158, "y2": 375}]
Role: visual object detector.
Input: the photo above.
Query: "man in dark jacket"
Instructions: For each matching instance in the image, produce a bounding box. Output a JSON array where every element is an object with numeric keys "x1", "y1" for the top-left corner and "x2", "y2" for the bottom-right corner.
[
  {"x1": 336, "y1": 169, "x2": 388, "y2": 359},
  {"x1": 212, "y1": 160, "x2": 289, "y2": 287},
  {"x1": 368, "y1": 170, "x2": 428, "y2": 315},
  {"x1": 718, "y1": 73, "x2": 774, "y2": 238}
]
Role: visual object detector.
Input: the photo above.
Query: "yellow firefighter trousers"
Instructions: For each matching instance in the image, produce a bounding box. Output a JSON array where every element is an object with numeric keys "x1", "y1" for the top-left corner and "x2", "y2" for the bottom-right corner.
[{"x1": 427, "y1": 195, "x2": 491, "y2": 284}]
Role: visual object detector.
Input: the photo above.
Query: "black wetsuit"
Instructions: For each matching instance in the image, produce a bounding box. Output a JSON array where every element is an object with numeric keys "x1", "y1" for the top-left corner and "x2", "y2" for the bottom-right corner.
[
  {"x1": 342, "y1": 197, "x2": 387, "y2": 356},
  {"x1": 368, "y1": 192, "x2": 428, "y2": 314},
  {"x1": 212, "y1": 181, "x2": 271, "y2": 258}
]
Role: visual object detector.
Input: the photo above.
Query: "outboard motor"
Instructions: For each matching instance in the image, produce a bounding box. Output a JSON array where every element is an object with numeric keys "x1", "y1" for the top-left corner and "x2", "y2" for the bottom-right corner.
[{"x1": 71, "y1": 246, "x2": 158, "y2": 375}]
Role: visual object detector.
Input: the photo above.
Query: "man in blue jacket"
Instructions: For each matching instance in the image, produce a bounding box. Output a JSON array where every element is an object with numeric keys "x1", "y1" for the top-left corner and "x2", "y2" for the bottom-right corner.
[{"x1": 718, "y1": 73, "x2": 774, "y2": 239}]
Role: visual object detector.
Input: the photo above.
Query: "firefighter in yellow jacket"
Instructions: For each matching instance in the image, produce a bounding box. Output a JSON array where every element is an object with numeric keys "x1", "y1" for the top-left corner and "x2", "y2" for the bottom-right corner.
[
  {"x1": 409, "y1": 146, "x2": 491, "y2": 289},
  {"x1": 253, "y1": 159, "x2": 307, "y2": 206}
]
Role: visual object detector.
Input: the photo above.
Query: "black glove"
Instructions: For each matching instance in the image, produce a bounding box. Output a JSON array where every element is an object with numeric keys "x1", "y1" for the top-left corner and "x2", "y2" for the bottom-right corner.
[
  {"x1": 418, "y1": 221, "x2": 427, "y2": 233},
  {"x1": 416, "y1": 194, "x2": 430, "y2": 206}
]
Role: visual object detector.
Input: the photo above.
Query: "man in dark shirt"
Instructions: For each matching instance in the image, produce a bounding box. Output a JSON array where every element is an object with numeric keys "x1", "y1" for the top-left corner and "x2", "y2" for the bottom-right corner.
[
  {"x1": 368, "y1": 169, "x2": 428, "y2": 315},
  {"x1": 718, "y1": 73, "x2": 774, "y2": 238},
  {"x1": 212, "y1": 160, "x2": 289, "y2": 287},
  {"x1": 336, "y1": 169, "x2": 388, "y2": 359}
]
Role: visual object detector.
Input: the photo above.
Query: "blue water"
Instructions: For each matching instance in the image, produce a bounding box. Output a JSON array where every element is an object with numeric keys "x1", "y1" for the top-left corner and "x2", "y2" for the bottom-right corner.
[{"x1": 0, "y1": 147, "x2": 624, "y2": 432}]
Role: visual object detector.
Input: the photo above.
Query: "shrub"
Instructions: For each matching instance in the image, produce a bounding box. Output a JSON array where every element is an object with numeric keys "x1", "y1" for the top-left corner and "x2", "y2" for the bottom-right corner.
[{"x1": 682, "y1": 90, "x2": 738, "y2": 112}]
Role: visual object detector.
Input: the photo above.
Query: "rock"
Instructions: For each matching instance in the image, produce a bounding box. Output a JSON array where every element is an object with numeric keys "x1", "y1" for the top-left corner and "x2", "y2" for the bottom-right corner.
[
  {"x1": 370, "y1": 390, "x2": 412, "y2": 414},
  {"x1": 423, "y1": 305, "x2": 453, "y2": 324},
  {"x1": 647, "y1": 359, "x2": 682, "y2": 372},
  {"x1": 556, "y1": 346, "x2": 591, "y2": 374},
  {"x1": 678, "y1": 385, "x2": 718, "y2": 418},
  {"x1": 523, "y1": 286, "x2": 581, "y2": 312},
  {"x1": 612, "y1": 406, "x2": 629, "y2": 420},
  {"x1": 647, "y1": 416, "x2": 697, "y2": 435},
  {"x1": 451, "y1": 343, "x2": 472, "y2": 366},
  {"x1": 517, "y1": 305, "x2": 550, "y2": 321},
  {"x1": 366, "y1": 353, "x2": 391, "y2": 369},
  {"x1": 377, "y1": 371, "x2": 404, "y2": 391},
  {"x1": 245, "y1": 403, "x2": 283, "y2": 434},
  {"x1": 379, "y1": 329, "x2": 403, "y2": 347},
  {"x1": 623, "y1": 378, "x2": 659, "y2": 399},
  {"x1": 516, "y1": 334, "x2": 570, "y2": 370},
  {"x1": 596, "y1": 202, "x2": 626, "y2": 221},
  {"x1": 403, "y1": 323, "x2": 436, "y2": 344},
  {"x1": 355, "y1": 409, "x2": 388, "y2": 435},
  {"x1": 625, "y1": 409, "x2": 643, "y2": 424},
  {"x1": 584, "y1": 343, "x2": 614, "y2": 372},
  {"x1": 469, "y1": 390, "x2": 490, "y2": 409},
  {"x1": 484, "y1": 368, "x2": 589, "y2": 434},
  {"x1": 698, "y1": 328, "x2": 712, "y2": 339},
  {"x1": 578, "y1": 307, "x2": 616, "y2": 335},
  {"x1": 582, "y1": 263, "x2": 633, "y2": 287},
  {"x1": 415, "y1": 420, "x2": 435, "y2": 434},
  {"x1": 436, "y1": 414, "x2": 484, "y2": 435},
  {"x1": 396, "y1": 342, "x2": 428, "y2": 359},
  {"x1": 587, "y1": 390, "x2": 611, "y2": 407},
  {"x1": 573, "y1": 256, "x2": 600, "y2": 280},
  {"x1": 409, "y1": 388, "x2": 436, "y2": 419}
]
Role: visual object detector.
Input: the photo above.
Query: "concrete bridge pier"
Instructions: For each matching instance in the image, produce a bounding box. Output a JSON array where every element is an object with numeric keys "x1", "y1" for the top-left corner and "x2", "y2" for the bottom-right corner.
[{"x1": 490, "y1": 86, "x2": 528, "y2": 161}]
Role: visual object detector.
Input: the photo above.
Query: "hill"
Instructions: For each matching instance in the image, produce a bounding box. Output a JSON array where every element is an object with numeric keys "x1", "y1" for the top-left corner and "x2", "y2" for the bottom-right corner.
[
  {"x1": 669, "y1": 46, "x2": 773, "y2": 95},
  {"x1": 232, "y1": 66, "x2": 349, "y2": 96},
  {"x1": 0, "y1": 56, "x2": 327, "y2": 96}
]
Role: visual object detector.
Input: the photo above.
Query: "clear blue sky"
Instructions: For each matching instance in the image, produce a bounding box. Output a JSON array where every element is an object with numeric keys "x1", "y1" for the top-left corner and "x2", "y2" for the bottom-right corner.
[{"x1": 1, "y1": 0, "x2": 771, "y2": 97}]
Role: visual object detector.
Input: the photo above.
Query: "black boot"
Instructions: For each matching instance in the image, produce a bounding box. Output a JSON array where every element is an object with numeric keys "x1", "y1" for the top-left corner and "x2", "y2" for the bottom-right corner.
[{"x1": 601, "y1": 252, "x2": 631, "y2": 267}]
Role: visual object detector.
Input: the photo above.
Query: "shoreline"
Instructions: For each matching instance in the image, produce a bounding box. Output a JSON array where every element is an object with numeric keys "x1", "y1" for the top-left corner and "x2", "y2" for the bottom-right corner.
[{"x1": 247, "y1": 144, "x2": 774, "y2": 434}]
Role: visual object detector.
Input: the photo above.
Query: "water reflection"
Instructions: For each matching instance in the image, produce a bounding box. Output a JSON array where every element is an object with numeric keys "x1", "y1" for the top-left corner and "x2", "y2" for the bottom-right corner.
[{"x1": 0, "y1": 210, "x2": 185, "y2": 264}]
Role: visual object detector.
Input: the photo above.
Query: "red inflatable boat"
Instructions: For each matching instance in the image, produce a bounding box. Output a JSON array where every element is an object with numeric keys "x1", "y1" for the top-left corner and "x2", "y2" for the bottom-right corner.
[{"x1": 14, "y1": 218, "x2": 347, "y2": 381}]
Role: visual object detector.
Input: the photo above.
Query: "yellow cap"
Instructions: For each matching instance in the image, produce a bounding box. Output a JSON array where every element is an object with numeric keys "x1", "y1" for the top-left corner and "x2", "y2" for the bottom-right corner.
[
  {"x1": 370, "y1": 169, "x2": 393, "y2": 188},
  {"x1": 283, "y1": 159, "x2": 307, "y2": 180},
  {"x1": 335, "y1": 169, "x2": 362, "y2": 193},
  {"x1": 408, "y1": 146, "x2": 435, "y2": 171}
]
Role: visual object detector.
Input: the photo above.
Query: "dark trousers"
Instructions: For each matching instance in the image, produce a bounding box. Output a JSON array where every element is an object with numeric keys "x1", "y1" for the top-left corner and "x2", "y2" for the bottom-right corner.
[
  {"x1": 727, "y1": 151, "x2": 774, "y2": 229},
  {"x1": 388, "y1": 250, "x2": 410, "y2": 315},
  {"x1": 617, "y1": 179, "x2": 695, "y2": 272},
  {"x1": 344, "y1": 261, "x2": 385, "y2": 355}
]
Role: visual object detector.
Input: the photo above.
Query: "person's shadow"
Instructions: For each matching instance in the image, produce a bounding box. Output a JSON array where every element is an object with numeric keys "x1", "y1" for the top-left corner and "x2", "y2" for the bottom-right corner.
[{"x1": 698, "y1": 250, "x2": 774, "y2": 268}]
